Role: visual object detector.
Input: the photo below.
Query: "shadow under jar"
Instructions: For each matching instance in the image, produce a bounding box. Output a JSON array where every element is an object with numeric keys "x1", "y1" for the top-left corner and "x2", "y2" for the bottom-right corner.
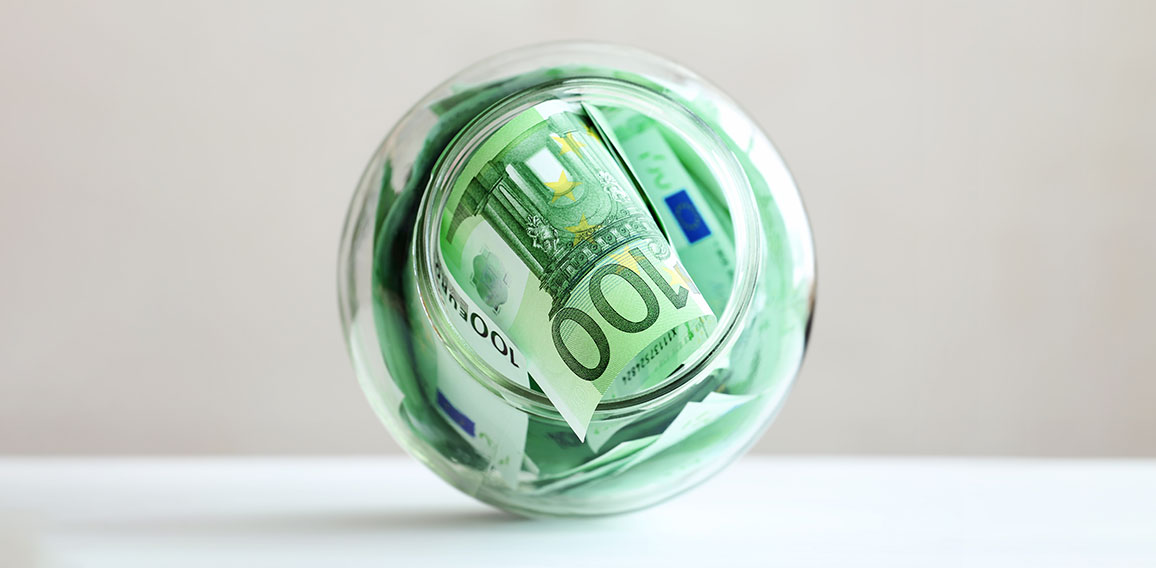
[{"x1": 339, "y1": 42, "x2": 816, "y2": 517}]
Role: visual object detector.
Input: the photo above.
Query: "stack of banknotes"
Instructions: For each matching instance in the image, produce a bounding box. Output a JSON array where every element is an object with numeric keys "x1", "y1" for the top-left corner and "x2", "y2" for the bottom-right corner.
[{"x1": 373, "y1": 69, "x2": 778, "y2": 494}]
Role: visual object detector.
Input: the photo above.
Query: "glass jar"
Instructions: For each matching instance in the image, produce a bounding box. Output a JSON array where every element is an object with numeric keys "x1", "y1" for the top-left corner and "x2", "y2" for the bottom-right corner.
[{"x1": 338, "y1": 42, "x2": 815, "y2": 517}]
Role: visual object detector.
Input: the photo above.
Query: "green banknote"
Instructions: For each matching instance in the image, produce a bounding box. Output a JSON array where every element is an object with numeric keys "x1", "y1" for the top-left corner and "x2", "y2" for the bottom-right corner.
[
  {"x1": 607, "y1": 111, "x2": 736, "y2": 315},
  {"x1": 436, "y1": 99, "x2": 716, "y2": 439}
]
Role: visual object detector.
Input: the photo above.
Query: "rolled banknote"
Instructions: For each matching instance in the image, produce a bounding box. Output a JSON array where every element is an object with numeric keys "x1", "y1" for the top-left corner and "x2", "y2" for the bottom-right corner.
[{"x1": 435, "y1": 99, "x2": 716, "y2": 439}]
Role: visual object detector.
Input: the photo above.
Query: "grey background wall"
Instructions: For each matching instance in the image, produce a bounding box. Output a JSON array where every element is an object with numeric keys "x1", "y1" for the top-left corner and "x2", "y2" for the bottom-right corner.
[{"x1": 1, "y1": 0, "x2": 1152, "y2": 456}]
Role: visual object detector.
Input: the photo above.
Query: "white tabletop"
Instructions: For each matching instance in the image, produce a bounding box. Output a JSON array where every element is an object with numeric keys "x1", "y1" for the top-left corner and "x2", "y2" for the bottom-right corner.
[{"x1": 0, "y1": 457, "x2": 1153, "y2": 567}]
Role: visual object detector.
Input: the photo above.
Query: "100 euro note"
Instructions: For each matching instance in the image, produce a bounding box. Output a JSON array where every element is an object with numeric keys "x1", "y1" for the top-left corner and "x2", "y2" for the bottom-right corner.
[{"x1": 435, "y1": 99, "x2": 716, "y2": 439}]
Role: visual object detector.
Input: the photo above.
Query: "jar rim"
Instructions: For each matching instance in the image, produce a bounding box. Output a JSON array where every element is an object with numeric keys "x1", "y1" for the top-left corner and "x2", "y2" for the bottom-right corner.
[{"x1": 411, "y1": 74, "x2": 763, "y2": 421}]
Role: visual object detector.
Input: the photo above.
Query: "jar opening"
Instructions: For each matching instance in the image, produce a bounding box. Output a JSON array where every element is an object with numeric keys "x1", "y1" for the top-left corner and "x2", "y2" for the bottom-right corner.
[{"x1": 413, "y1": 76, "x2": 763, "y2": 421}]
